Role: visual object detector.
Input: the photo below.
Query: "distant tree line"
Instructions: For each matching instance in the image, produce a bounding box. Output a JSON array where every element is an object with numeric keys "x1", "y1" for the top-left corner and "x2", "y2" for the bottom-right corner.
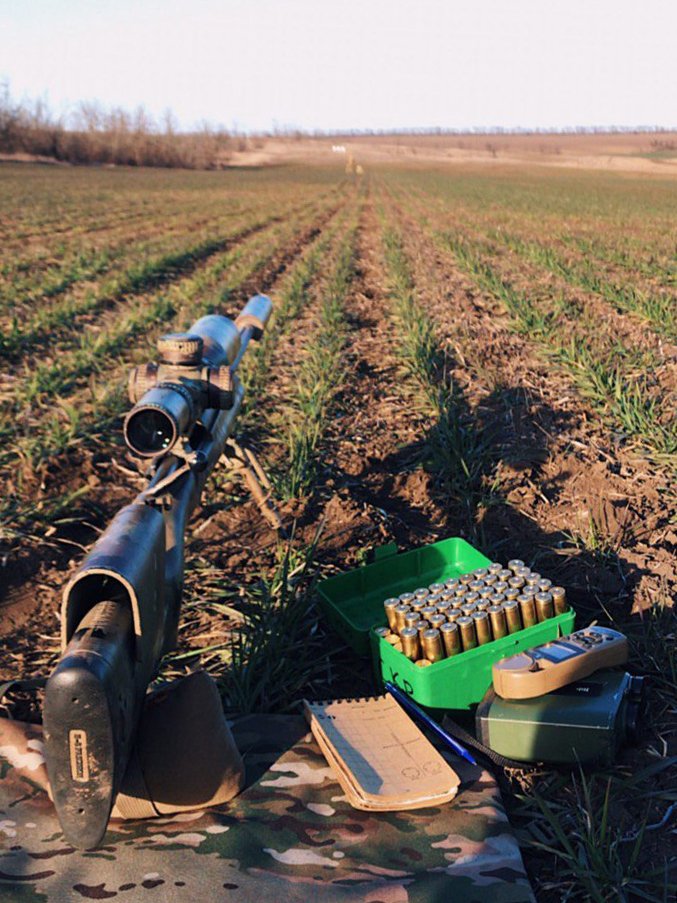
[
  {"x1": 314, "y1": 125, "x2": 676, "y2": 137},
  {"x1": 1, "y1": 82, "x2": 674, "y2": 170},
  {"x1": 0, "y1": 82, "x2": 244, "y2": 169}
]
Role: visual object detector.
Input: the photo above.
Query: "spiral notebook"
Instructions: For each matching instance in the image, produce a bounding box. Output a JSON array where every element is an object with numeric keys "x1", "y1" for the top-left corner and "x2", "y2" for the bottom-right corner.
[{"x1": 303, "y1": 696, "x2": 460, "y2": 811}]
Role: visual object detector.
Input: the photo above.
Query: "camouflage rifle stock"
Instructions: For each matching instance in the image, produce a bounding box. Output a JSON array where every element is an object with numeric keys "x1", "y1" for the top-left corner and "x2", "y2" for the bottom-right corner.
[{"x1": 43, "y1": 296, "x2": 279, "y2": 849}]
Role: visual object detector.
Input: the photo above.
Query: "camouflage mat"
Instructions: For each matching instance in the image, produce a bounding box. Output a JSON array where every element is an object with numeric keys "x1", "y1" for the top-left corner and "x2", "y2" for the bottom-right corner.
[{"x1": 0, "y1": 713, "x2": 534, "y2": 902}]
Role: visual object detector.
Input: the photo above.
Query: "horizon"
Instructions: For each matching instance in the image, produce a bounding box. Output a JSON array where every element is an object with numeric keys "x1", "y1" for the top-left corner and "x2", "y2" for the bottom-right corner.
[{"x1": 2, "y1": 0, "x2": 676, "y2": 134}]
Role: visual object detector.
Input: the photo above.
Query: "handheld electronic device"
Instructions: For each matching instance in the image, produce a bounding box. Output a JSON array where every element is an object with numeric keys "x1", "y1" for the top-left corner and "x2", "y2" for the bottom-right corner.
[{"x1": 492, "y1": 627, "x2": 628, "y2": 699}]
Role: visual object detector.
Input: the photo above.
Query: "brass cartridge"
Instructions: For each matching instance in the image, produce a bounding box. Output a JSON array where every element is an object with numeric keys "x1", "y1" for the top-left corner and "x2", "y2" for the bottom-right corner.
[
  {"x1": 508, "y1": 576, "x2": 525, "y2": 590},
  {"x1": 473, "y1": 610, "x2": 492, "y2": 645},
  {"x1": 392, "y1": 640, "x2": 403, "y2": 652},
  {"x1": 479, "y1": 586, "x2": 494, "y2": 599},
  {"x1": 535, "y1": 592, "x2": 554, "y2": 622},
  {"x1": 457, "y1": 616, "x2": 477, "y2": 651},
  {"x1": 421, "y1": 628, "x2": 444, "y2": 663},
  {"x1": 445, "y1": 578, "x2": 460, "y2": 591},
  {"x1": 410, "y1": 598, "x2": 426, "y2": 613},
  {"x1": 400, "y1": 627, "x2": 421, "y2": 661},
  {"x1": 516, "y1": 566, "x2": 530, "y2": 579},
  {"x1": 538, "y1": 578, "x2": 552, "y2": 592},
  {"x1": 551, "y1": 586, "x2": 568, "y2": 614},
  {"x1": 473, "y1": 567, "x2": 489, "y2": 579},
  {"x1": 440, "y1": 621, "x2": 461, "y2": 657},
  {"x1": 404, "y1": 611, "x2": 420, "y2": 630},
  {"x1": 414, "y1": 619, "x2": 430, "y2": 640},
  {"x1": 526, "y1": 572, "x2": 541, "y2": 587},
  {"x1": 415, "y1": 659, "x2": 432, "y2": 668},
  {"x1": 420, "y1": 605, "x2": 436, "y2": 620},
  {"x1": 489, "y1": 593, "x2": 506, "y2": 606},
  {"x1": 429, "y1": 613, "x2": 447, "y2": 631},
  {"x1": 384, "y1": 598, "x2": 399, "y2": 631},
  {"x1": 461, "y1": 602, "x2": 478, "y2": 617},
  {"x1": 484, "y1": 573, "x2": 498, "y2": 586},
  {"x1": 374, "y1": 626, "x2": 391, "y2": 639},
  {"x1": 469, "y1": 581, "x2": 485, "y2": 594},
  {"x1": 440, "y1": 590, "x2": 456, "y2": 603},
  {"x1": 450, "y1": 597, "x2": 466, "y2": 610},
  {"x1": 465, "y1": 591, "x2": 480, "y2": 606},
  {"x1": 503, "y1": 599, "x2": 522, "y2": 633},
  {"x1": 385, "y1": 633, "x2": 401, "y2": 645},
  {"x1": 508, "y1": 559, "x2": 525, "y2": 572},
  {"x1": 488, "y1": 562, "x2": 502, "y2": 575},
  {"x1": 498, "y1": 569, "x2": 513, "y2": 583},
  {"x1": 399, "y1": 592, "x2": 415, "y2": 605},
  {"x1": 494, "y1": 582, "x2": 509, "y2": 595},
  {"x1": 488, "y1": 604, "x2": 508, "y2": 639},
  {"x1": 459, "y1": 572, "x2": 474, "y2": 585},
  {"x1": 414, "y1": 588, "x2": 430, "y2": 601},
  {"x1": 428, "y1": 582, "x2": 445, "y2": 594},
  {"x1": 520, "y1": 586, "x2": 536, "y2": 599},
  {"x1": 435, "y1": 600, "x2": 452, "y2": 616},
  {"x1": 446, "y1": 609, "x2": 461, "y2": 623},
  {"x1": 518, "y1": 594, "x2": 537, "y2": 628},
  {"x1": 454, "y1": 586, "x2": 468, "y2": 598},
  {"x1": 394, "y1": 604, "x2": 411, "y2": 633},
  {"x1": 505, "y1": 588, "x2": 520, "y2": 601},
  {"x1": 476, "y1": 599, "x2": 491, "y2": 612}
]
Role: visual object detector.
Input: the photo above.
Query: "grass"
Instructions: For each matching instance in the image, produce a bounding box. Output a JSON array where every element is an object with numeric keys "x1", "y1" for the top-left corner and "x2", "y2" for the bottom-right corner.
[
  {"x1": 219, "y1": 536, "x2": 327, "y2": 713},
  {"x1": 279, "y1": 224, "x2": 358, "y2": 499},
  {"x1": 488, "y1": 229, "x2": 676, "y2": 339},
  {"x1": 511, "y1": 598, "x2": 677, "y2": 902},
  {"x1": 443, "y1": 234, "x2": 676, "y2": 467},
  {"x1": 381, "y1": 226, "x2": 494, "y2": 535},
  {"x1": 241, "y1": 218, "x2": 341, "y2": 409}
]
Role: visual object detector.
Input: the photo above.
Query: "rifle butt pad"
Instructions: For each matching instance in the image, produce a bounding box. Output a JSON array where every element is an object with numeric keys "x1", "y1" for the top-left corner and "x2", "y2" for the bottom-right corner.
[{"x1": 43, "y1": 600, "x2": 139, "y2": 849}]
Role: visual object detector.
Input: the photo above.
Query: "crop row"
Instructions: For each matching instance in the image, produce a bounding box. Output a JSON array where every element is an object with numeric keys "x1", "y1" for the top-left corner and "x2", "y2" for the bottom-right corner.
[
  {"x1": 383, "y1": 168, "x2": 676, "y2": 291},
  {"x1": 380, "y1": 181, "x2": 675, "y2": 464},
  {"x1": 0, "y1": 181, "x2": 341, "y2": 319},
  {"x1": 0, "y1": 206, "x2": 292, "y2": 359},
  {"x1": 444, "y1": 233, "x2": 676, "y2": 466},
  {"x1": 276, "y1": 216, "x2": 361, "y2": 499},
  {"x1": 380, "y1": 221, "x2": 490, "y2": 534},
  {"x1": 485, "y1": 229, "x2": 676, "y2": 338}
]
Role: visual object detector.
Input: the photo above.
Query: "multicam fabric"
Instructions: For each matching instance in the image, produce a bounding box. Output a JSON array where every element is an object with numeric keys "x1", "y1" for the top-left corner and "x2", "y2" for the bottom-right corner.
[{"x1": 0, "y1": 713, "x2": 534, "y2": 902}]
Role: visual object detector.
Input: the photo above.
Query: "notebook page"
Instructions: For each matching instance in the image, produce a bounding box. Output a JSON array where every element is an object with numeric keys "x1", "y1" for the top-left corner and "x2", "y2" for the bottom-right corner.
[{"x1": 304, "y1": 696, "x2": 458, "y2": 804}]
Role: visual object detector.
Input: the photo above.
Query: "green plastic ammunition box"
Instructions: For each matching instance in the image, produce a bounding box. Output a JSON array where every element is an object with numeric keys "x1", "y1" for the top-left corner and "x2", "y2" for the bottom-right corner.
[{"x1": 317, "y1": 537, "x2": 575, "y2": 711}]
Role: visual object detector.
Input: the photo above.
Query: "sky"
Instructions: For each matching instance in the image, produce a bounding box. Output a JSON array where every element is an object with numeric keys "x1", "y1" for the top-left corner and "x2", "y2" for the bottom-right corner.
[{"x1": 1, "y1": 0, "x2": 675, "y2": 133}]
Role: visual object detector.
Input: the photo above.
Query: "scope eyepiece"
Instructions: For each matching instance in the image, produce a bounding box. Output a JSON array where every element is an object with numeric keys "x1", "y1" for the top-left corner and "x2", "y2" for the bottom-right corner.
[{"x1": 123, "y1": 383, "x2": 196, "y2": 457}]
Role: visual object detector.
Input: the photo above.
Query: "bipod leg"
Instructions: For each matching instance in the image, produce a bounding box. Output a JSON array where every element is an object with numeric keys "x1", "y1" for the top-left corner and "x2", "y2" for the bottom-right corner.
[{"x1": 223, "y1": 440, "x2": 284, "y2": 533}]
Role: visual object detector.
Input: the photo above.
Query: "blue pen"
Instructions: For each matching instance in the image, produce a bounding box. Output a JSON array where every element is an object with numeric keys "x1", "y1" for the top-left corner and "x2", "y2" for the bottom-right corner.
[{"x1": 385, "y1": 681, "x2": 477, "y2": 766}]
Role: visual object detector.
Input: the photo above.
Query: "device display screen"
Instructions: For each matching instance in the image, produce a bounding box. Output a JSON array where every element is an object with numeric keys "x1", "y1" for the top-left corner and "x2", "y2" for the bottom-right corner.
[{"x1": 538, "y1": 642, "x2": 583, "y2": 662}]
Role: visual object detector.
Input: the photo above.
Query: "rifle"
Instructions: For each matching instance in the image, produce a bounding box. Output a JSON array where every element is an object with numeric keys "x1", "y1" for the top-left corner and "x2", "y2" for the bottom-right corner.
[{"x1": 42, "y1": 296, "x2": 279, "y2": 849}]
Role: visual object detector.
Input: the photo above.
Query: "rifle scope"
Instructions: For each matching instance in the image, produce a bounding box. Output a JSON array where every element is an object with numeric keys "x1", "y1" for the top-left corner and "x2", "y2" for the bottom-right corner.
[{"x1": 123, "y1": 297, "x2": 272, "y2": 458}]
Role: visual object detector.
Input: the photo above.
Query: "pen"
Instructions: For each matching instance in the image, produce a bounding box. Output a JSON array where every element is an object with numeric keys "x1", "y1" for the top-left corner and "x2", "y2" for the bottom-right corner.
[{"x1": 385, "y1": 681, "x2": 478, "y2": 766}]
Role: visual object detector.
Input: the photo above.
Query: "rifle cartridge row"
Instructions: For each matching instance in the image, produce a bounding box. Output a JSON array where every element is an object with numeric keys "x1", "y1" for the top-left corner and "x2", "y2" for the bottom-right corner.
[{"x1": 380, "y1": 561, "x2": 568, "y2": 665}]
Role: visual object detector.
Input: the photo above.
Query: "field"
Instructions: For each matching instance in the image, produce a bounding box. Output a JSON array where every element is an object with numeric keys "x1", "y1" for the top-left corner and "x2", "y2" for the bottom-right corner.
[{"x1": 0, "y1": 158, "x2": 675, "y2": 900}]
